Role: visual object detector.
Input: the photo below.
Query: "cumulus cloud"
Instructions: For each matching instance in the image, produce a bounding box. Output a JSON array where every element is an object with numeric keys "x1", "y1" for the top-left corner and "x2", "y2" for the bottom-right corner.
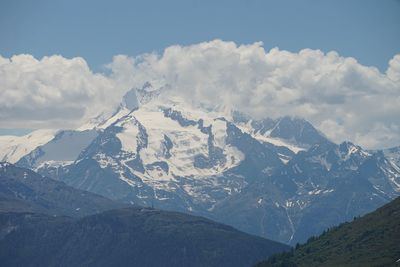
[
  {"x1": 1, "y1": 40, "x2": 400, "y2": 149},
  {"x1": 0, "y1": 54, "x2": 126, "y2": 129},
  {"x1": 106, "y1": 40, "x2": 400, "y2": 149},
  {"x1": 387, "y1": 54, "x2": 400, "y2": 82}
]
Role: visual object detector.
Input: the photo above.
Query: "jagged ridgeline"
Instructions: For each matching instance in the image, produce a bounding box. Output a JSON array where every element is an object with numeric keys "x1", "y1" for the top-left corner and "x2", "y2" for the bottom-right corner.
[{"x1": 1, "y1": 82, "x2": 399, "y2": 244}]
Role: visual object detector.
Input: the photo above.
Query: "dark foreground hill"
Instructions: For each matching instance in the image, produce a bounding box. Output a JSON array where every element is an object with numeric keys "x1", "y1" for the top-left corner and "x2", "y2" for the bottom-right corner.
[
  {"x1": 0, "y1": 207, "x2": 289, "y2": 267},
  {"x1": 255, "y1": 197, "x2": 400, "y2": 267},
  {"x1": 0, "y1": 162, "x2": 126, "y2": 217},
  {"x1": 0, "y1": 162, "x2": 290, "y2": 267}
]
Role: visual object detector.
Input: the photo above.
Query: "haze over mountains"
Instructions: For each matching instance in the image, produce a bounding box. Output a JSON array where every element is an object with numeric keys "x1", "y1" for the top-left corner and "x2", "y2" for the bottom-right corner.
[
  {"x1": 0, "y1": 209, "x2": 289, "y2": 267},
  {"x1": 0, "y1": 162, "x2": 124, "y2": 217},
  {"x1": 255, "y1": 196, "x2": 400, "y2": 267},
  {"x1": 1, "y1": 82, "x2": 399, "y2": 245},
  {"x1": 0, "y1": 163, "x2": 289, "y2": 267},
  {"x1": 1, "y1": 1, "x2": 399, "y2": 265}
]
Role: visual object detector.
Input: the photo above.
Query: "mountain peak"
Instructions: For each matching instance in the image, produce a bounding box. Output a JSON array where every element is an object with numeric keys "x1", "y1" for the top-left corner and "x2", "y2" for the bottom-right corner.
[
  {"x1": 268, "y1": 116, "x2": 328, "y2": 146},
  {"x1": 337, "y1": 141, "x2": 370, "y2": 160},
  {"x1": 247, "y1": 115, "x2": 330, "y2": 149},
  {"x1": 135, "y1": 81, "x2": 166, "y2": 105}
]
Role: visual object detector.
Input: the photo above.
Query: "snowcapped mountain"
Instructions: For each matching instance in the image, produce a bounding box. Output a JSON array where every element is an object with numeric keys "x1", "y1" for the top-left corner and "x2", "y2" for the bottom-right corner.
[
  {"x1": 50, "y1": 86, "x2": 287, "y2": 212},
  {"x1": 0, "y1": 129, "x2": 57, "y2": 163},
  {"x1": 2, "y1": 82, "x2": 399, "y2": 244},
  {"x1": 16, "y1": 129, "x2": 99, "y2": 179},
  {"x1": 212, "y1": 140, "x2": 400, "y2": 244},
  {"x1": 384, "y1": 146, "x2": 400, "y2": 168}
]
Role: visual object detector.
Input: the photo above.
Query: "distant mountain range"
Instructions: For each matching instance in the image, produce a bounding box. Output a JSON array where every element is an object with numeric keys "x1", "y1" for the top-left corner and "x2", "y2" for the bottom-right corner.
[
  {"x1": 0, "y1": 163, "x2": 289, "y2": 267},
  {"x1": 255, "y1": 196, "x2": 400, "y2": 267},
  {"x1": 0, "y1": 162, "x2": 125, "y2": 217},
  {"x1": 1, "y1": 82, "x2": 399, "y2": 244}
]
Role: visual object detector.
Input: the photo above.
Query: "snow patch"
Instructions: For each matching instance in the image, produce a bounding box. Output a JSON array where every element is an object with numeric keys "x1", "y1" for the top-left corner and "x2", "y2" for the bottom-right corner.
[
  {"x1": 235, "y1": 121, "x2": 306, "y2": 154},
  {"x1": 0, "y1": 129, "x2": 57, "y2": 163},
  {"x1": 116, "y1": 118, "x2": 140, "y2": 153}
]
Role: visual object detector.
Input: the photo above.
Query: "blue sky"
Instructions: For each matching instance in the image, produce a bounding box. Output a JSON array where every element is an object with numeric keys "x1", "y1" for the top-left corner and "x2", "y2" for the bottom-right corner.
[
  {"x1": 0, "y1": 0, "x2": 400, "y2": 148},
  {"x1": 1, "y1": 0, "x2": 399, "y2": 71}
]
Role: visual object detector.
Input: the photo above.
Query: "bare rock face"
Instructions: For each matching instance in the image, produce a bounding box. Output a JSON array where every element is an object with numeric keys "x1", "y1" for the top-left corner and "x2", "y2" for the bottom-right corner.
[{"x1": 4, "y1": 82, "x2": 399, "y2": 245}]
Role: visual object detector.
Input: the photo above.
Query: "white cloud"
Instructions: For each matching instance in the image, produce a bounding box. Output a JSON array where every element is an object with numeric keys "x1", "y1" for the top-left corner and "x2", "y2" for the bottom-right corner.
[
  {"x1": 0, "y1": 54, "x2": 126, "y2": 129},
  {"x1": 387, "y1": 54, "x2": 400, "y2": 82},
  {"x1": 1, "y1": 40, "x2": 399, "y2": 149},
  {"x1": 107, "y1": 40, "x2": 400, "y2": 149}
]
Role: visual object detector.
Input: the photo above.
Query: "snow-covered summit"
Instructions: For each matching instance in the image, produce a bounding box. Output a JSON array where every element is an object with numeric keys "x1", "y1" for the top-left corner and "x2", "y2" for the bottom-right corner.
[
  {"x1": 0, "y1": 129, "x2": 57, "y2": 163},
  {"x1": 1, "y1": 81, "x2": 400, "y2": 246}
]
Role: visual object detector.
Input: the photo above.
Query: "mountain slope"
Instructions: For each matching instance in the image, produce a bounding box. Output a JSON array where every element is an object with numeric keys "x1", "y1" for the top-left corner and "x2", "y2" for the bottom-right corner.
[
  {"x1": 0, "y1": 208, "x2": 290, "y2": 267},
  {"x1": 384, "y1": 146, "x2": 400, "y2": 173},
  {"x1": 3, "y1": 83, "x2": 400, "y2": 244},
  {"x1": 17, "y1": 129, "x2": 99, "y2": 170},
  {"x1": 0, "y1": 162, "x2": 125, "y2": 217},
  {"x1": 255, "y1": 197, "x2": 400, "y2": 267},
  {"x1": 0, "y1": 130, "x2": 56, "y2": 163},
  {"x1": 211, "y1": 141, "x2": 400, "y2": 244},
  {"x1": 56, "y1": 95, "x2": 286, "y2": 214}
]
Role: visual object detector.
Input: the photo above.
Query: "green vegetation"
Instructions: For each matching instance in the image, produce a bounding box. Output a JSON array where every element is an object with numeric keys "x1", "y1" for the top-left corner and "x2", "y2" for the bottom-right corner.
[{"x1": 255, "y1": 197, "x2": 400, "y2": 267}]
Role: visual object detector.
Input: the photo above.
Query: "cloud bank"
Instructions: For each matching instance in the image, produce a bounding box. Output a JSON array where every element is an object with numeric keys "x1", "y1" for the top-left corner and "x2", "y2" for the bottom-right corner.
[
  {"x1": 0, "y1": 54, "x2": 124, "y2": 129},
  {"x1": 1, "y1": 40, "x2": 399, "y2": 149}
]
